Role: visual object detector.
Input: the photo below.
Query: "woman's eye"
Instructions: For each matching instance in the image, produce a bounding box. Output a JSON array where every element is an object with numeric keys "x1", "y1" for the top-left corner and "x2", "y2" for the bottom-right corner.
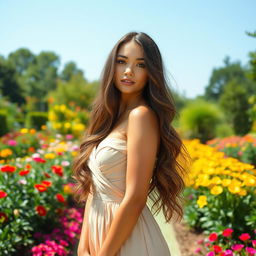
[
  {"x1": 138, "y1": 63, "x2": 146, "y2": 68},
  {"x1": 116, "y1": 59, "x2": 124, "y2": 64}
]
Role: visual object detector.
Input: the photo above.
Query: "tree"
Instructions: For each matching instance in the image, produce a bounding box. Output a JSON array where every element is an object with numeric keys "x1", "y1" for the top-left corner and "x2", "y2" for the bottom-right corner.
[
  {"x1": 204, "y1": 56, "x2": 249, "y2": 101},
  {"x1": 0, "y1": 56, "x2": 25, "y2": 104},
  {"x1": 60, "y1": 61, "x2": 85, "y2": 82},
  {"x1": 8, "y1": 48, "x2": 35, "y2": 76},
  {"x1": 219, "y1": 79, "x2": 252, "y2": 135}
]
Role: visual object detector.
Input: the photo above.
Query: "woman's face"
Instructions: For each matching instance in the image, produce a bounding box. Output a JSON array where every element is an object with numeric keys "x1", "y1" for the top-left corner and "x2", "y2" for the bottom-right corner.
[{"x1": 114, "y1": 40, "x2": 148, "y2": 96}]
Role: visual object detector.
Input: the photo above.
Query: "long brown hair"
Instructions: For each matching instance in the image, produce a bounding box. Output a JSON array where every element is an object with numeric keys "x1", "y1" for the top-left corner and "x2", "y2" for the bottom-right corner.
[{"x1": 72, "y1": 31, "x2": 191, "y2": 222}]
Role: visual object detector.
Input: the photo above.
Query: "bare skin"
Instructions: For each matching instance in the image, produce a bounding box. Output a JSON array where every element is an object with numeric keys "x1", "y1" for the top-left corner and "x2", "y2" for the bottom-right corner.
[{"x1": 78, "y1": 39, "x2": 160, "y2": 256}]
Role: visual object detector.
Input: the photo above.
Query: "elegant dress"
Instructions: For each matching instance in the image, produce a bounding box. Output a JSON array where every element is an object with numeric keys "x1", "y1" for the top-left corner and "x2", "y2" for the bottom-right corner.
[{"x1": 86, "y1": 136, "x2": 171, "y2": 256}]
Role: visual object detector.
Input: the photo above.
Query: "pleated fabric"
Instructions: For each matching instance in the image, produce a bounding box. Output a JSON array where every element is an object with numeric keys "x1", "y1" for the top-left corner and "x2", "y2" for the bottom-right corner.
[{"x1": 86, "y1": 137, "x2": 171, "y2": 256}]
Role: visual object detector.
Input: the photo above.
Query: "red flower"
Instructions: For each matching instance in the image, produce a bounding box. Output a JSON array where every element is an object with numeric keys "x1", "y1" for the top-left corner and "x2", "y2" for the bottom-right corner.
[
  {"x1": 222, "y1": 228, "x2": 233, "y2": 237},
  {"x1": 43, "y1": 172, "x2": 51, "y2": 178},
  {"x1": 239, "y1": 233, "x2": 251, "y2": 241},
  {"x1": 41, "y1": 180, "x2": 52, "y2": 187},
  {"x1": 0, "y1": 165, "x2": 16, "y2": 173},
  {"x1": 55, "y1": 193, "x2": 66, "y2": 203},
  {"x1": 213, "y1": 245, "x2": 222, "y2": 253},
  {"x1": 0, "y1": 212, "x2": 8, "y2": 222},
  {"x1": 35, "y1": 205, "x2": 47, "y2": 216},
  {"x1": 34, "y1": 184, "x2": 48, "y2": 192},
  {"x1": 51, "y1": 165, "x2": 63, "y2": 177},
  {"x1": 33, "y1": 157, "x2": 46, "y2": 163},
  {"x1": 209, "y1": 232, "x2": 218, "y2": 242},
  {"x1": 19, "y1": 169, "x2": 30, "y2": 176},
  {"x1": 28, "y1": 147, "x2": 35, "y2": 153},
  {"x1": 0, "y1": 190, "x2": 7, "y2": 198},
  {"x1": 25, "y1": 164, "x2": 31, "y2": 169}
]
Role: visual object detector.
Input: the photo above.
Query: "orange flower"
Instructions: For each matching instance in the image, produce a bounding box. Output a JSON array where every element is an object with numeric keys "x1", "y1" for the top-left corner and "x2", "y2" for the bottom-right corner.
[
  {"x1": 34, "y1": 184, "x2": 48, "y2": 192},
  {"x1": 0, "y1": 165, "x2": 16, "y2": 173},
  {"x1": 28, "y1": 147, "x2": 35, "y2": 153},
  {"x1": 35, "y1": 205, "x2": 47, "y2": 216}
]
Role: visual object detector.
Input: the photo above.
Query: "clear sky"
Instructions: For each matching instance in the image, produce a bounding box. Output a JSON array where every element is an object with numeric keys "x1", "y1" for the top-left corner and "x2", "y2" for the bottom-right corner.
[{"x1": 0, "y1": 0, "x2": 255, "y2": 98}]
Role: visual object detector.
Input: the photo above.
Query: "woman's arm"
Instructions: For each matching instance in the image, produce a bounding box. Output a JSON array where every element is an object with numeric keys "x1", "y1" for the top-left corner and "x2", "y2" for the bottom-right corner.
[
  {"x1": 77, "y1": 191, "x2": 93, "y2": 256},
  {"x1": 98, "y1": 106, "x2": 160, "y2": 256}
]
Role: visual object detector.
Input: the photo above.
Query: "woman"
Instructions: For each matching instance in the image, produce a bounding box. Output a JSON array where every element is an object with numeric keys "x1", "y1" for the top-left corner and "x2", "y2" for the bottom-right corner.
[{"x1": 72, "y1": 31, "x2": 190, "y2": 256}]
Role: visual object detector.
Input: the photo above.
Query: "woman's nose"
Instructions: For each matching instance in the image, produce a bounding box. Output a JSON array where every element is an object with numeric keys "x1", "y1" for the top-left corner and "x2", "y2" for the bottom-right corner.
[{"x1": 124, "y1": 66, "x2": 134, "y2": 76}]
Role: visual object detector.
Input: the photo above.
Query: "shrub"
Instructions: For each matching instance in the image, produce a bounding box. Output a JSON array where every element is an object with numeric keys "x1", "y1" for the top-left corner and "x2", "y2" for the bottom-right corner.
[
  {"x1": 25, "y1": 112, "x2": 48, "y2": 130},
  {"x1": 179, "y1": 100, "x2": 223, "y2": 143},
  {"x1": 0, "y1": 110, "x2": 8, "y2": 136}
]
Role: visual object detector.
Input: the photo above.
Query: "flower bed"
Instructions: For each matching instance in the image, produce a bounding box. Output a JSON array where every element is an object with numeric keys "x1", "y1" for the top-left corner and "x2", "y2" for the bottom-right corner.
[
  {"x1": 207, "y1": 134, "x2": 256, "y2": 167},
  {"x1": 0, "y1": 131, "x2": 80, "y2": 255},
  {"x1": 183, "y1": 139, "x2": 256, "y2": 238}
]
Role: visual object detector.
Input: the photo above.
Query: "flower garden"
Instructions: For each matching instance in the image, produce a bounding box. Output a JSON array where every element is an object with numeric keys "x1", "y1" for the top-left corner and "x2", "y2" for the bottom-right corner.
[{"x1": 0, "y1": 118, "x2": 255, "y2": 255}]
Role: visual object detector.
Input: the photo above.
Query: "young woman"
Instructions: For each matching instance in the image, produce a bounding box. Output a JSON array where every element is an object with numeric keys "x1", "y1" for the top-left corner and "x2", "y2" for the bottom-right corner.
[{"x1": 72, "y1": 31, "x2": 190, "y2": 256}]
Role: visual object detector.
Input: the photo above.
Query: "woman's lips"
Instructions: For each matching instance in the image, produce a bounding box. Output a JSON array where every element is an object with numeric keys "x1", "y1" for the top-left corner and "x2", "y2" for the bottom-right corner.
[{"x1": 120, "y1": 80, "x2": 135, "y2": 85}]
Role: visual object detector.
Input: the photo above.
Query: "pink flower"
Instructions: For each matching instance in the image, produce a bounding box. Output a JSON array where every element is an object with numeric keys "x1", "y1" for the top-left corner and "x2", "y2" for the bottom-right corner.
[
  {"x1": 246, "y1": 247, "x2": 256, "y2": 254},
  {"x1": 223, "y1": 249, "x2": 233, "y2": 256},
  {"x1": 239, "y1": 233, "x2": 251, "y2": 241},
  {"x1": 209, "y1": 232, "x2": 218, "y2": 242},
  {"x1": 231, "y1": 244, "x2": 244, "y2": 251},
  {"x1": 7, "y1": 139, "x2": 17, "y2": 146},
  {"x1": 207, "y1": 252, "x2": 215, "y2": 256},
  {"x1": 194, "y1": 248, "x2": 201, "y2": 253},
  {"x1": 252, "y1": 240, "x2": 256, "y2": 247},
  {"x1": 222, "y1": 228, "x2": 233, "y2": 237},
  {"x1": 197, "y1": 239, "x2": 204, "y2": 245}
]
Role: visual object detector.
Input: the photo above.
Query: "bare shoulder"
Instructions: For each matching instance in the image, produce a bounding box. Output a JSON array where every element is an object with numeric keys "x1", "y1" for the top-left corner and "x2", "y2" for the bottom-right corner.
[
  {"x1": 128, "y1": 105, "x2": 158, "y2": 126},
  {"x1": 127, "y1": 105, "x2": 160, "y2": 144}
]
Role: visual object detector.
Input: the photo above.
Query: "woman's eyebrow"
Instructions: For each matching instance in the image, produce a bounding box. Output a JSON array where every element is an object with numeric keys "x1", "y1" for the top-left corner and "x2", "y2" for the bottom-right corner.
[{"x1": 117, "y1": 54, "x2": 144, "y2": 61}]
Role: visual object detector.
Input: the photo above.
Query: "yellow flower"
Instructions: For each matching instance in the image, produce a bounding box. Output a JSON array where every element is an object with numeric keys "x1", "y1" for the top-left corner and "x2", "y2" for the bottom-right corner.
[
  {"x1": 64, "y1": 122, "x2": 71, "y2": 129},
  {"x1": 210, "y1": 185, "x2": 223, "y2": 195},
  {"x1": 197, "y1": 195, "x2": 207, "y2": 208},
  {"x1": 210, "y1": 176, "x2": 222, "y2": 185},
  {"x1": 63, "y1": 184, "x2": 73, "y2": 194},
  {"x1": 60, "y1": 104, "x2": 66, "y2": 112},
  {"x1": 243, "y1": 177, "x2": 256, "y2": 187},
  {"x1": 71, "y1": 151, "x2": 78, "y2": 157},
  {"x1": 238, "y1": 189, "x2": 247, "y2": 196},
  {"x1": 44, "y1": 153, "x2": 56, "y2": 159},
  {"x1": 20, "y1": 128, "x2": 28, "y2": 134},
  {"x1": 228, "y1": 184, "x2": 241, "y2": 194},
  {"x1": 222, "y1": 179, "x2": 232, "y2": 187}
]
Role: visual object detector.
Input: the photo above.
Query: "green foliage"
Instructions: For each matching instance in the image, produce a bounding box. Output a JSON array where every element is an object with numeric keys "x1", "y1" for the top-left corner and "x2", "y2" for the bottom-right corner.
[
  {"x1": 219, "y1": 79, "x2": 252, "y2": 135},
  {"x1": 25, "y1": 112, "x2": 48, "y2": 130},
  {"x1": 183, "y1": 187, "x2": 256, "y2": 238},
  {"x1": 179, "y1": 99, "x2": 223, "y2": 143},
  {"x1": 204, "y1": 56, "x2": 251, "y2": 102},
  {"x1": 0, "y1": 110, "x2": 8, "y2": 136},
  {"x1": 0, "y1": 57, "x2": 25, "y2": 105},
  {"x1": 48, "y1": 73, "x2": 99, "y2": 109}
]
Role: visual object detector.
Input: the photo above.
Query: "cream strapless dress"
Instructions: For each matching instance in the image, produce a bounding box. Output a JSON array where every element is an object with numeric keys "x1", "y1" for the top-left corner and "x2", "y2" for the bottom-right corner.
[{"x1": 86, "y1": 137, "x2": 171, "y2": 256}]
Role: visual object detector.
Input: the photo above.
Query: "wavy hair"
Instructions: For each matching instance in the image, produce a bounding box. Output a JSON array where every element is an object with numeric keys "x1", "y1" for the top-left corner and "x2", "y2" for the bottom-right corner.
[{"x1": 72, "y1": 31, "x2": 191, "y2": 222}]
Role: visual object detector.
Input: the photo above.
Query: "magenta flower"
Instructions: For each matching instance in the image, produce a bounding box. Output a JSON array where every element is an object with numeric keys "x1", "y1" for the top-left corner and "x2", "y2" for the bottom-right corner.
[
  {"x1": 223, "y1": 249, "x2": 233, "y2": 256},
  {"x1": 7, "y1": 139, "x2": 17, "y2": 146},
  {"x1": 207, "y1": 252, "x2": 215, "y2": 256},
  {"x1": 231, "y1": 244, "x2": 244, "y2": 251},
  {"x1": 246, "y1": 247, "x2": 256, "y2": 254}
]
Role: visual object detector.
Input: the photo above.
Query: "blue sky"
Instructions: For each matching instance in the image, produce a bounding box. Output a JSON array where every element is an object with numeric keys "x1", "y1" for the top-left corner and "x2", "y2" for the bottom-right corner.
[{"x1": 0, "y1": 0, "x2": 255, "y2": 98}]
